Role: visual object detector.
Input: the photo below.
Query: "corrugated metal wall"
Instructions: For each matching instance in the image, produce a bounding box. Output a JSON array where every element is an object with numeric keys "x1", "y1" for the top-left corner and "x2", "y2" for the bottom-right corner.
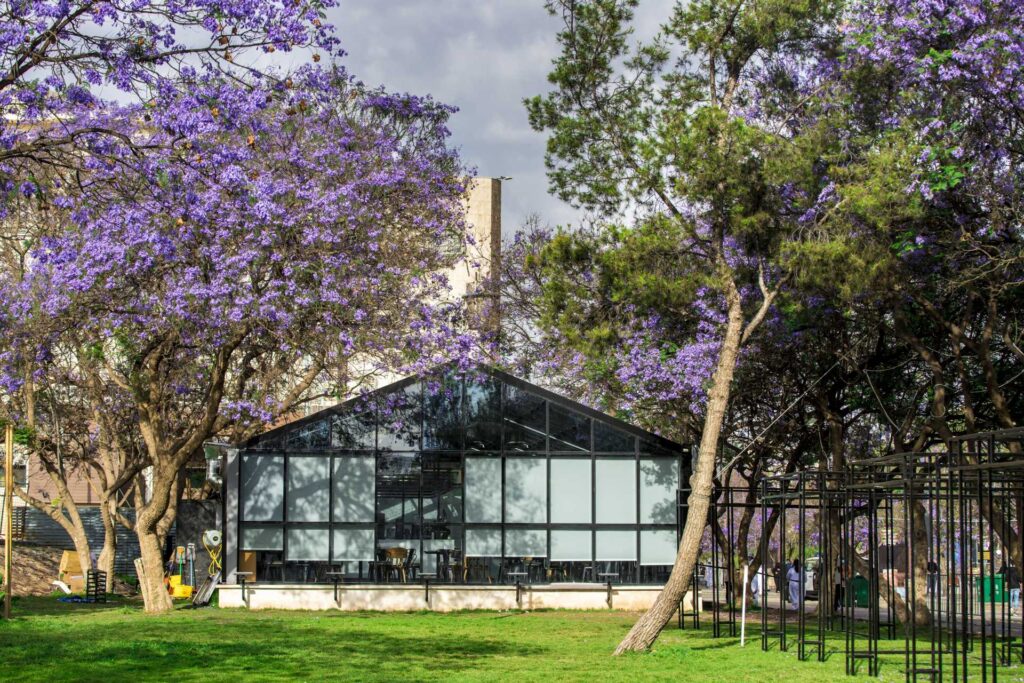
[{"x1": 22, "y1": 507, "x2": 141, "y2": 577}]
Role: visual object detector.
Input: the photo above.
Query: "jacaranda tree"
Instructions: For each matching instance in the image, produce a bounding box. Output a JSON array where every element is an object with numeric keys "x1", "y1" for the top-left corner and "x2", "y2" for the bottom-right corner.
[
  {"x1": 0, "y1": 3, "x2": 476, "y2": 612},
  {"x1": 0, "y1": 0, "x2": 343, "y2": 588}
]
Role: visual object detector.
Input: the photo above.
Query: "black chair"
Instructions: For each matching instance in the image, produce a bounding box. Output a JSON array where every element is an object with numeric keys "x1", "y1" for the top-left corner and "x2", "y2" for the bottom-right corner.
[
  {"x1": 404, "y1": 549, "x2": 418, "y2": 582},
  {"x1": 369, "y1": 549, "x2": 388, "y2": 582}
]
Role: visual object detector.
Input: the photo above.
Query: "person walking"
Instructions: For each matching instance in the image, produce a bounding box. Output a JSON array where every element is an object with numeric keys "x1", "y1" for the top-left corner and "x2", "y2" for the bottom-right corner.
[
  {"x1": 750, "y1": 561, "x2": 765, "y2": 608},
  {"x1": 833, "y1": 563, "x2": 846, "y2": 612},
  {"x1": 1000, "y1": 562, "x2": 1021, "y2": 614},
  {"x1": 926, "y1": 559, "x2": 939, "y2": 596},
  {"x1": 787, "y1": 558, "x2": 802, "y2": 609}
]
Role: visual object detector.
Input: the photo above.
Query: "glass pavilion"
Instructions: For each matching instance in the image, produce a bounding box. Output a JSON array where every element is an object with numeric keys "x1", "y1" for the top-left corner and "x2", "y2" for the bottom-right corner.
[{"x1": 231, "y1": 366, "x2": 690, "y2": 585}]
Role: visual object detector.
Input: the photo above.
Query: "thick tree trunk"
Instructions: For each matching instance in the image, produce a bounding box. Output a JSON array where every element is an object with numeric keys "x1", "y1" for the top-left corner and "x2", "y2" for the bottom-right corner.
[
  {"x1": 137, "y1": 528, "x2": 172, "y2": 613},
  {"x1": 65, "y1": 525, "x2": 94, "y2": 579},
  {"x1": 614, "y1": 284, "x2": 746, "y2": 654},
  {"x1": 906, "y1": 498, "x2": 932, "y2": 626},
  {"x1": 97, "y1": 499, "x2": 117, "y2": 593},
  {"x1": 14, "y1": 483, "x2": 93, "y2": 576}
]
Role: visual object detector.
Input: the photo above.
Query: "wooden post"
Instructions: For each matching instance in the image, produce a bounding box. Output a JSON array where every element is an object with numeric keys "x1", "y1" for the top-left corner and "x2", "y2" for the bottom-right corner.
[{"x1": 4, "y1": 423, "x2": 13, "y2": 619}]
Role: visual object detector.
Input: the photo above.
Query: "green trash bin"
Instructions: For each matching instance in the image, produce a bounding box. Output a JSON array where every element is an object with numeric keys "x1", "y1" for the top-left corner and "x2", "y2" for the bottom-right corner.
[
  {"x1": 976, "y1": 574, "x2": 1006, "y2": 603},
  {"x1": 851, "y1": 575, "x2": 870, "y2": 608}
]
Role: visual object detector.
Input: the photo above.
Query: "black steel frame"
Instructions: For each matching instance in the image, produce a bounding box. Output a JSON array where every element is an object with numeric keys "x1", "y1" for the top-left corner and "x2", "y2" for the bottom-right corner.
[
  {"x1": 698, "y1": 428, "x2": 1024, "y2": 683},
  {"x1": 234, "y1": 365, "x2": 692, "y2": 586}
]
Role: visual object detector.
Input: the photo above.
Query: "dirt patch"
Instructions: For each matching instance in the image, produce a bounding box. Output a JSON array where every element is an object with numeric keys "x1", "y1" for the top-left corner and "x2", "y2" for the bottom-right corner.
[{"x1": 0, "y1": 545, "x2": 136, "y2": 596}]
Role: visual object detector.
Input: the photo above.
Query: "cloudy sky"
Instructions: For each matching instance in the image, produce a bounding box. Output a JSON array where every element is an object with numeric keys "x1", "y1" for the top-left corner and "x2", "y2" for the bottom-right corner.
[{"x1": 324, "y1": 2, "x2": 662, "y2": 237}]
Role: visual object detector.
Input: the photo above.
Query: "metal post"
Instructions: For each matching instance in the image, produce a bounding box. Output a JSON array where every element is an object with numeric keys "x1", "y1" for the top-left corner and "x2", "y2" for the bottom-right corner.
[
  {"x1": 4, "y1": 423, "x2": 12, "y2": 620},
  {"x1": 740, "y1": 563, "x2": 748, "y2": 647}
]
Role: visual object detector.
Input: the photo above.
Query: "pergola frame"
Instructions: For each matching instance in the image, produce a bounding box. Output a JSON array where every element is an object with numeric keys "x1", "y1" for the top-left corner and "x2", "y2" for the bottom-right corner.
[{"x1": 693, "y1": 427, "x2": 1024, "y2": 683}]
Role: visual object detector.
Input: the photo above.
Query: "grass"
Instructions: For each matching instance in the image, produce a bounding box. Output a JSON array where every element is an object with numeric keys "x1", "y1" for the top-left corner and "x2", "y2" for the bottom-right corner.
[{"x1": 0, "y1": 597, "x2": 1012, "y2": 682}]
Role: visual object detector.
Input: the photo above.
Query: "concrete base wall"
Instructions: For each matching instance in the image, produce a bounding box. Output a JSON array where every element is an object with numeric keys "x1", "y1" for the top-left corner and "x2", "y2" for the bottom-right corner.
[{"x1": 218, "y1": 583, "x2": 699, "y2": 613}]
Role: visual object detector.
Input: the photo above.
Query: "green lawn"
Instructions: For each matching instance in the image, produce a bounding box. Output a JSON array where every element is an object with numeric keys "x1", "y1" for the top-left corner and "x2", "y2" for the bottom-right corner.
[{"x1": 0, "y1": 597, "x2": 996, "y2": 682}]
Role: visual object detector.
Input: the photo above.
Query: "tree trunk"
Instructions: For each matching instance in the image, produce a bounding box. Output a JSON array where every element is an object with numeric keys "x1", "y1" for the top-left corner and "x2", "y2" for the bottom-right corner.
[
  {"x1": 614, "y1": 283, "x2": 746, "y2": 654},
  {"x1": 66, "y1": 525, "x2": 94, "y2": 579},
  {"x1": 97, "y1": 499, "x2": 117, "y2": 593},
  {"x1": 137, "y1": 528, "x2": 172, "y2": 613},
  {"x1": 14, "y1": 485, "x2": 93, "y2": 577},
  {"x1": 905, "y1": 498, "x2": 932, "y2": 626}
]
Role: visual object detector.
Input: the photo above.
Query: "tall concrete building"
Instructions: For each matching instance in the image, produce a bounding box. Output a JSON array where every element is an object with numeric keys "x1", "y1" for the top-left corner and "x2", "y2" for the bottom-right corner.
[{"x1": 448, "y1": 176, "x2": 502, "y2": 334}]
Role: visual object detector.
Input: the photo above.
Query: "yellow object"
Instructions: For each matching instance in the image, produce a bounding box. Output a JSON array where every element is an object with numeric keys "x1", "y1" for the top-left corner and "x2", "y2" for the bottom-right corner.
[
  {"x1": 58, "y1": 551, "x2": 86, "y2": 593},
  {"x1": 167, "y1": 575, "x2": 193, "y2": 599},
  {"x1": 172, "y1": 584, "x2": 194, "y2": 599}
]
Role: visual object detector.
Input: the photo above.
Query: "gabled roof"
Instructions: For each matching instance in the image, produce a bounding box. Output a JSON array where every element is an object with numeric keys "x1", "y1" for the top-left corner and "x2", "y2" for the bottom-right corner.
[{"x1": 243, "y1": 363, "x2": 687, "y2": 454}]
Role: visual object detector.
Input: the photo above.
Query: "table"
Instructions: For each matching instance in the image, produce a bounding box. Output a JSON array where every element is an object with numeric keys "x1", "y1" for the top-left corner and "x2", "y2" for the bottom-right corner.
[{"x1": 422, "y1": 550, "x2": 453, "y2": 581}]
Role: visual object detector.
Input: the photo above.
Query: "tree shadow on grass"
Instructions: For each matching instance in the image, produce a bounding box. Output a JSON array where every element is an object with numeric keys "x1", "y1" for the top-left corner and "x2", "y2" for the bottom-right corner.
[
  {"x1": 8, "y1": 596, "x2": 137, "y2": 618},
  {"x1": 1, "y1": 615, "x2": 547, "y2": 682}
]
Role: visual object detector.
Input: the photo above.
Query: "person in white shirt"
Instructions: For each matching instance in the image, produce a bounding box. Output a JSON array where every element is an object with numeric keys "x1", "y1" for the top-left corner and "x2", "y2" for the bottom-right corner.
[
  {"x1": 750, "y1": 562, "x2": 766, "y2": 608},
  {"x1": 787, "y1": 558, "x2": 803, "y2": 608}
]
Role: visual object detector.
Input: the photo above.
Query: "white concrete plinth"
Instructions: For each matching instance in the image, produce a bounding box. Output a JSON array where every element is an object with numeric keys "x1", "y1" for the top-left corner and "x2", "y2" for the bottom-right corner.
[{"x1": 218, "y1": 583, "x2": 698, "y2": 613}]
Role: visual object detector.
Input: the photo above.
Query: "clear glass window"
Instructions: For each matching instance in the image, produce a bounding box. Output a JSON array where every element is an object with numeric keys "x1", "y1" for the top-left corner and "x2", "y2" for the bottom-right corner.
[
  {"x1": 549, "y1": 404, "x2": 591, "y2": 452},
  {"x1": 503, "y1": 384, "x2": 546, "y2": 452},
  {"x1": 594, "y1": 421, "x2": 635, "y2": 453}
]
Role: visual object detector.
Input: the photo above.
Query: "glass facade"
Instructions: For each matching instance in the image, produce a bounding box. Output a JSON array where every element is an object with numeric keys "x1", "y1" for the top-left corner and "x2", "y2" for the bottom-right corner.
[{"x1": 236, "y1": 368, "x2": 688, "y2": 585}]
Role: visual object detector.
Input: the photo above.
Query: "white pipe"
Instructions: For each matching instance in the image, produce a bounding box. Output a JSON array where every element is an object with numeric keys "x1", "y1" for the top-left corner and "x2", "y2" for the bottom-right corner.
[{"x1": 740, "y1": 563, "x2": 749, "y2": 646}]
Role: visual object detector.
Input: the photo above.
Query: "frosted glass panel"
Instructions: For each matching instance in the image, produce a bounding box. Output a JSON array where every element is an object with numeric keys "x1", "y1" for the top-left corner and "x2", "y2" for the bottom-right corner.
[
  {"x1": 505, "y1": 458, "x2": 547, "y2": 524},
  {"x1": 641, "y1": 529, "x2": 677, "y2": 565},
  {"x1": 596, "y1": 459, "x2": 636, "y2": 524},
  {"x1": 333, "y1": 456, "x2": 375, "y2": 522},
  {"x1": 506, "y1": 528, "x2": 547, "y2": 557},
  {"x1": 466, "y1": 527, "x2": 502, "y2": 556},
  {"x1": 241, "y1": 455, "x2": 283, "y2": 521},
  {"x1": 286, "y1": 528, "x2": 329, "y2": 561},
  {"x1": 550, "y1": 458, "x2": 591, "y2": 523},
  {"x1": 551, "y1": 529, "x2": 592, "y2": 561},
  {"x1": 465, "y1": 457, "x2": 502, "y2": 523},
  {"x1": 596, "y1": 529, "x2": 637, "y2": 561},
  {"x1": 640, "y1": 459, "x2": 679, "y2": 524},
  {"x1": 332, "y1": 528, "x2": 375, "y2": 562},
  {"x1": 287, "y1": 457, "x2": 329, "y2": 522},
  {"x1": 241, "y1": 526, "x2": 282, "y2": 551}
]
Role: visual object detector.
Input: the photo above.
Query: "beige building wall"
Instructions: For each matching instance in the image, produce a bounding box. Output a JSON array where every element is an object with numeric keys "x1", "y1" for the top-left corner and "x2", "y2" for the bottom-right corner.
[
  {"x1": 448, "y1": 176, "x2": 501, "y2": 318},
  {"x1": 219, "y1": 583, "x2": 698, "y2": 614}
]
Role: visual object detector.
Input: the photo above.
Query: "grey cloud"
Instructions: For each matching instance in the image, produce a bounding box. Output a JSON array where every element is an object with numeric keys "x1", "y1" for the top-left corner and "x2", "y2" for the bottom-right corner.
[{"x1": 327, "y1": 1, "x2": 666, "y2": 237}]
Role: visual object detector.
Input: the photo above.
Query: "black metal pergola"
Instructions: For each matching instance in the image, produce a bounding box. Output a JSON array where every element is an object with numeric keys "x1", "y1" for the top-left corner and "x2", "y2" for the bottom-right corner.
[{"x1": 691, "y1": 427, "x2": 1024, "y2": 683}]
